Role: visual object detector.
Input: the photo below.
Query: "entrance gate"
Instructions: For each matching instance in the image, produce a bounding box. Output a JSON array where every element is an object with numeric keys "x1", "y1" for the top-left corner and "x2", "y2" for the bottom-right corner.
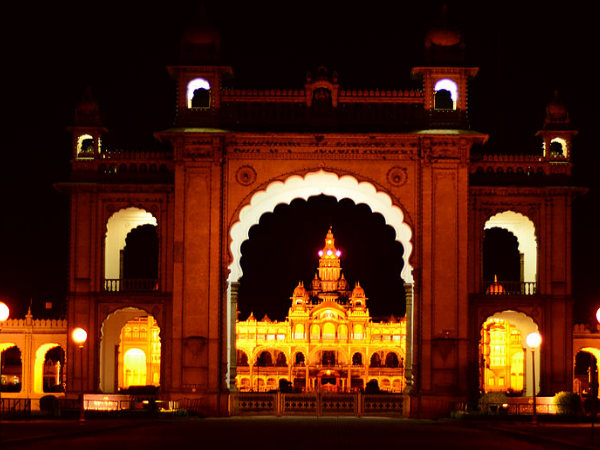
[{"x1": 230, "y1": 392, "x2": 407, "y2": 417}]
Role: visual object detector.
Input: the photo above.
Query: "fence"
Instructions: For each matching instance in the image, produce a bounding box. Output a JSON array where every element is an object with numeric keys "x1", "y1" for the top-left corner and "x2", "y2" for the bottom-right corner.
[
  {"x1": 230, "y1": 392, "x2": 407, "y2": 417},
  {"x1": 0, "y1": 398, "x2": 31, "y2": 417}
]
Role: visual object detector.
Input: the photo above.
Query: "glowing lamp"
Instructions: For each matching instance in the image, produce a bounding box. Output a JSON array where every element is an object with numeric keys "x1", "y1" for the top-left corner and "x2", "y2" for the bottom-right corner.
[
  {"x1": 318, "y1": 250, "x2": 323, "y2": 257},
  {"x1": 596, "y1": 307, "x2": 600, "y2": 325},
  {"x1": 526, "y1": 331, "x2": 541, "y2": 349},
  {"x1": 72, "y1": 327, "x2": 88, "y2": 345},
  {"x1": 327, "y1": 250, "x2": 333, "y2": 256},
  {"x1": 0, "y1": 302, "x2": 9, "y2": 322},
  {"x1": 335, "y1": 250, "x2": 341, "y2": 257}
]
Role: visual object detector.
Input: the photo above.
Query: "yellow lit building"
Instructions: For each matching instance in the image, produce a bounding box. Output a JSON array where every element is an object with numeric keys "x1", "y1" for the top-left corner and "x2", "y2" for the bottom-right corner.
[
  {"x1": 480, "y1": 317, "x2": 525, "y2": 394},
  {"x1": 118, "y1": 315, "x2": 161, "y2": 389},
  {"x1": 235, "y1": 228, "x2": 406, "y2": 393}
]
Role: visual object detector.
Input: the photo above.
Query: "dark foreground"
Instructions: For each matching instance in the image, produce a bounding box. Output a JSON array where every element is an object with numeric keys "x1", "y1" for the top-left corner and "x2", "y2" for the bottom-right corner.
[{"x1": 2, "y1": 416, "x2": 600, "y2": 450}]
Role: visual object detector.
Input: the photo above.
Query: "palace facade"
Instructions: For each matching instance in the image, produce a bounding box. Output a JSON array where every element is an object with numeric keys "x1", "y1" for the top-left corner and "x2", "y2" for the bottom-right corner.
[
  {"x1": 235, "y1": 228, "x2": 406, "y2": 393},
  {"x1": 53, "y1": 11, "x2": 584, "y2": 417}
]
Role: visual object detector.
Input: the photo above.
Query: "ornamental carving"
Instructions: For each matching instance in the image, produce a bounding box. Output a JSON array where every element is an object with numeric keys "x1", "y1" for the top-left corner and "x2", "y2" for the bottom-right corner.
[
  {"x1": 235, "y1": 165, "x2": 257, "y2": 186},
  {"x1": 387, "y1": 167, "x2": 408, "y2": 187}
]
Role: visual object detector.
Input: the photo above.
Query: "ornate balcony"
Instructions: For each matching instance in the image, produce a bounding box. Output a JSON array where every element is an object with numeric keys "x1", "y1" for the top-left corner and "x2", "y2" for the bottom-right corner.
[
  {"x1": 103, "y1": 278, "x2": 159, "y2": 292},
  {"x1": 483, "y1": 280, "x2": 537, "y2": 296}
]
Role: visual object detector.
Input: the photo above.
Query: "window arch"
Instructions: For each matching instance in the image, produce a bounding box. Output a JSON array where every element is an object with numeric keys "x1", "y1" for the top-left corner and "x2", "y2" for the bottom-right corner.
[
  {"x1": 484, "y1": 211, "x2": 537, "y2": 286},
  {"x1": 76, "y1": 134, "x2": 95, "y2": 158},
  {"x1": 187, "y1": 78, "x2": 211, "y2": 109},
  {"x1": 434, "y1": 79, "x2": 457, "y2": 110}
]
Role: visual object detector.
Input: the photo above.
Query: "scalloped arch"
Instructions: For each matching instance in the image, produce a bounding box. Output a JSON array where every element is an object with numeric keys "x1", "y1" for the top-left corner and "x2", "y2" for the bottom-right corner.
[
  {"x1": 228, "y1": 170, "x2": 414, "y2": 283},
  {"x1": 484, "y1": 210, "x2": 537, "y2": 283}
]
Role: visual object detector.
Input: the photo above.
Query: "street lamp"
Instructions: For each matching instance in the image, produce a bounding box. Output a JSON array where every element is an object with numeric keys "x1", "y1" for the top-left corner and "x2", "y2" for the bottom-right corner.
[
  {"x1": 72, "y1": 327, "x2": 87, "y2": 423},
  {"x1": 526, "y1": 331, "x2": 542, "y2": 425},
  {"x1": 0, "y1": 301, "x2": 9, "y2": 432}
]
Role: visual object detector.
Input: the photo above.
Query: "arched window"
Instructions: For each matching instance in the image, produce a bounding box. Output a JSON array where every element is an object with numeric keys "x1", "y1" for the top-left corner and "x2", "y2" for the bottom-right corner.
[
  {"x1": 0, "y1": 345, "x2": 22, "y2": 392},
  {"x1": 323, "y1": 322, "x2": 336, "y2": 340},
  {"x1": 257, "y1": 351, "x2": 273, "y2": 367},
  {"x1": 338, "y1": 324, "x2": 348, "y2": 339},
  {"x1": 295, "y1": 352, "x2": 305, "y2": 366},
  {"x1": 353, "y1": 324, "x2": 364, "y2": 340},
  {"x1": 434, "y1": 79, "x2": 458, "y2": 110},
  {"x1": 352, "y1": 352, "x2": 363, "y2": 366},
  {"x1": 321, "y1": 351, "x2": 336, "y2": 366},
  {"x1": 236, "y1": 350, "x2": 249, "y2": 366},
  {"x1": 187, "y1": 78, "x2": 211, "y2": 109},
  {"x1": 294, "y1": 323, "x2": 304, "y2": 340},
  {"x1": 385, "y1": 352, "x2": 400, "y2": 368},
  {"x1": 77, "y1": 134, "x2": 95, "y2": 158},
  {"x1": 275, "y1": 352, "x2": 287, "y2": 367},
  {"x1": 370, "y1": 353, "x2": 381, "y2": 368},
  {"x1": 310, "y1": 324, "x2": 321, "y2": 340}
]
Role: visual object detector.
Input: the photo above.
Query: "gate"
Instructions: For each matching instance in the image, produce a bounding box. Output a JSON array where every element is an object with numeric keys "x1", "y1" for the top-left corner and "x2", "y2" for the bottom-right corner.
[{"x1": 230, "y1": 392, "x2": 408, "y2": 417}]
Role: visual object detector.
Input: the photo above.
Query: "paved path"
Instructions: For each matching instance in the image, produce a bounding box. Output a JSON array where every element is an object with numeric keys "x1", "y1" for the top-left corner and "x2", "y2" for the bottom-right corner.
[{"x1": 2, "y1": 416, "x2": 599, "y2": 450}]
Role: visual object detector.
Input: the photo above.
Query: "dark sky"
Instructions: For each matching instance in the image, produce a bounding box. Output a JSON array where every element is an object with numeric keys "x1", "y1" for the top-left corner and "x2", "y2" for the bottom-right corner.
[{"x1": 1, "y1": 3, "x2": 598, "y2": 322}]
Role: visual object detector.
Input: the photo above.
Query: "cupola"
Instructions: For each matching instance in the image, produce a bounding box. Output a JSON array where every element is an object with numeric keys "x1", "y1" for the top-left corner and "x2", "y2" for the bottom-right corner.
[{"x1": 536, "y1": 90, "x2": 577, "y2": 164}]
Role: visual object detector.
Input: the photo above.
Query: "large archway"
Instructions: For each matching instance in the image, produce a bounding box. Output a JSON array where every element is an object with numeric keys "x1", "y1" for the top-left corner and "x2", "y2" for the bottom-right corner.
[
  {"x1": 480, "y1": 310, "x2": 540, "y2": 396},
  {"x1": 226, "y1": 170, "x2": 415, "y2": 391},
  {"x1": 99, "y1": 307, "x2": 161, "y2": 393}
]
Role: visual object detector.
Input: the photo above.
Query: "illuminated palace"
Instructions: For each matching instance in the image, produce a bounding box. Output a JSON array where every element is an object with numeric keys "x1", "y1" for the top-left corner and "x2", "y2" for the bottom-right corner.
[
  {"x1": 235, "y1": 228, "x2": 406, "y2": 393},
  {"x1": 53, "y1": 9, "x2": 585, "y2": 418}
]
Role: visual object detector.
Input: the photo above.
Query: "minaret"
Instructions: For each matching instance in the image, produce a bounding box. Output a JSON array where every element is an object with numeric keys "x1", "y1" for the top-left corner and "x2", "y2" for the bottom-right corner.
[{"x1": 317, "y1": 227, "x2": 342, "y2": 293}]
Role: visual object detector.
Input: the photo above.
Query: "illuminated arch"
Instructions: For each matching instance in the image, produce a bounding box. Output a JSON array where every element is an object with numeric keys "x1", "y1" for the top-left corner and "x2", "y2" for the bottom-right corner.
[
  {"x1": 482, "y1": 310, "x2": 540, "y2": 396},
  {"x1": 33, "y1": 343, "x2": 63, "y2": 394},
  {"x1": 104, "y1": 207, "x2": 157, "y2": 283},
  {"x1": 186, "y1": 78, "x2": 211, "y2": 108},
  {"x1": 484, "y1": 211, "x2": 537, "y2": 283},
  {"x1": 434, "y1": 78, "x2": 458, "y2": 109},
  {"x1": 99, "y1": 307, "x2": 161, "y2": 393},
  {"x1": 0, "y1": 344, "x2": 22, "y2": 392},
  {"x1": 76, "y1": 134, "x2": 94, "y2": 157},
  {"x1": 228, "y1": 170, "x2": 413, "y2": 284}
]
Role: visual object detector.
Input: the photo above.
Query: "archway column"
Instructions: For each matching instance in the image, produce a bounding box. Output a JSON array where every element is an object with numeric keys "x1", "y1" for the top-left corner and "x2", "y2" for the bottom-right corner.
[{"x1": 404, "y1": 282, "x2": 415, "y2": 394}]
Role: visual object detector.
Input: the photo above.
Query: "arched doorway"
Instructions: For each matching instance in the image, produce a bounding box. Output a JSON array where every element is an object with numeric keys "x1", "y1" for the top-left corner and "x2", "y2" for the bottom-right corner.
[
  {"x1": 574, "y1": 348, "x2": 600, "y2": 397},
  {"x1": 227, "y1": 170, "x2": 414, "y2": 392},
  {"x1": 99, "y1": 307, "x2": 161, "y2": 393},
  {"x1": 33, "y1": 343, "x2": 65, "y2": 394},
  {"x1": 0, "y1": 344, "x2": 22, "y2": 392},
  {"x1": 479, "y1": 310, "x2": 540, "y2": 396}
]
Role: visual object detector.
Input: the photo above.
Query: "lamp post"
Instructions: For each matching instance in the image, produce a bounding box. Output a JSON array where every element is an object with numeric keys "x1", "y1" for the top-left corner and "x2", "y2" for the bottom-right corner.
[
  {"x1": 71, "y1": 327, "x2": 87, "y2": 424},
  {"x1": 0, "y1": 302, "x2": 9, "y2": 437},
  {"x1": 526, "y1": 331, "x2": 542, "y2": 425},
  {"x1": 592, "y1": 308, "x2": 600, "y2": 441}
]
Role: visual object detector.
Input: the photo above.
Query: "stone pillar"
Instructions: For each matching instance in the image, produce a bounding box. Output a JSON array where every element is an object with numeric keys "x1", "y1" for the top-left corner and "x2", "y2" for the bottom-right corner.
[
  {"x1": 228, "y1": 282, "x2": 240, "y2": 392},
  {"x1": 404, "y1": 282, "x2": 415, "y2": 393}
]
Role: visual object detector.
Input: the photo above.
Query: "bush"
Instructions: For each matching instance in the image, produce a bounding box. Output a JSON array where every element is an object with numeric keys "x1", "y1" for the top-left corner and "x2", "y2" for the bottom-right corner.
[
  {"x1": 478, "y1": 392, "x2": 508, "y2": 414},
  {"x1": 39, "y1": 395, "x2": 59, "y2": 415},
  {"x1": 553, "y1": 391, "x2": 581, "y2": 416}
]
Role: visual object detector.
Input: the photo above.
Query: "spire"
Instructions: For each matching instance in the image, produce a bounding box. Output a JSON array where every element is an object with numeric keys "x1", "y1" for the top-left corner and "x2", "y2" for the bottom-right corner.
[{"x1": 318, "y1": 226, "x2": 341, "y2": 261}]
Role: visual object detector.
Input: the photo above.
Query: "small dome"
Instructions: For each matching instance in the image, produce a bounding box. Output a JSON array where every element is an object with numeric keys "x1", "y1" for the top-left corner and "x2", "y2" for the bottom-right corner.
[
  {"x1": 544, "y1": 90, "x2": 570, "y2": 127},
  {"x1": 293, "y1": 281, "x2": 306, "y2": 298},
  {"x1": 73, "y1": 87, "x2": 101, "y2": 126},
  {"x1": 351, "y1": 281, "x2": 366, "y2": 298},
  {"x1": 425, "y1": 27, "x2": 462, "y2": 47},
  {"x1": 179, "y1": 8, "x2": 222, "y2": 63}
]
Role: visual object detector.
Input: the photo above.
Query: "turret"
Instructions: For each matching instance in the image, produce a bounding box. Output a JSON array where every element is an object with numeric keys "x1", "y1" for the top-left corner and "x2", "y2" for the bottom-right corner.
[
  {"x1": 317, "y1": 227, "x2": 342, "y2": 292},
  {"x1": 536, "y1": 90, "x2": 577, "y2": 163},
  {"x1": 67, "y1": 87, "x2": 107, "y2": 161}
]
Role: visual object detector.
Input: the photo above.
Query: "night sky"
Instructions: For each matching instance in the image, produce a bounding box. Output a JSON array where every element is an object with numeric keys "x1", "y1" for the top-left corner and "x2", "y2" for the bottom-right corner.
[{"x1": 1, "y1": 3, "x2": 598, "y2": 323}]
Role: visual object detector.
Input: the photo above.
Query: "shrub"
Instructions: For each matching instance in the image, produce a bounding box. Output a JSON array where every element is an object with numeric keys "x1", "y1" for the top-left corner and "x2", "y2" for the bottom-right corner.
[
  {"x1": 478, "y1": 392, "x2": 508, "y2": 414},
  {"x1": 553, "y1": 391, "x2": 582, "y2": 416}
]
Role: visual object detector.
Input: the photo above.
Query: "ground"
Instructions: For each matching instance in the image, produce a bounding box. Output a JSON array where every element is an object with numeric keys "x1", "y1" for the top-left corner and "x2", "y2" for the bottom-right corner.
[{"x1": 2, "y1": 416, "x2": 600, "y2": 450}]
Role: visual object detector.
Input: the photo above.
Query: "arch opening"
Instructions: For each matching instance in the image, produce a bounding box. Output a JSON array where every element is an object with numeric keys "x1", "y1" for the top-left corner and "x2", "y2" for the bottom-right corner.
[
  {"x1": 33, "y1": 344, "x2": 65, "y2": 394},
  {"x1": 479, "y1": 310, "x2": 540, "y2": 396},
  {"x1": 0, "y1": 344, "x2": 22, "y2": 392},
  {"x1": 187, "y1": 78, "x2": 211, "y2": 108},
  {"x1": 104, "y1": 207, "x2": 158, "y2": 292},
  {"x1": 484, "y1": 211, "x2": 537, "y2": 294},
  {"x1": 99, "y1": 307, "x2": 161, "y2": 393}
]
